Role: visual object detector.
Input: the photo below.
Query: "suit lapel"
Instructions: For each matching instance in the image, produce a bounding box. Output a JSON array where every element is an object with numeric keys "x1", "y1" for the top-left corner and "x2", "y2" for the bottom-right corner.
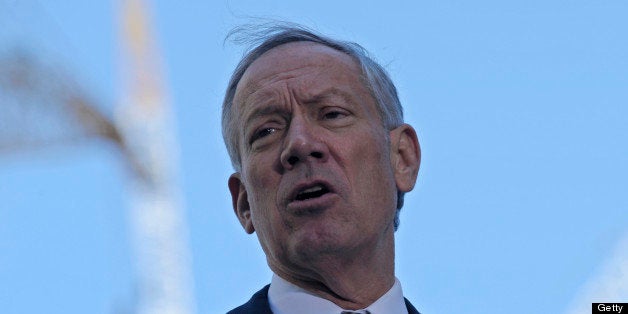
[
  {"x1": 226, "y1": 285, "x2": 272, "y2": 314},
  {"x1": 404, "y1": 297, "x2": 421, "y2": 314}
]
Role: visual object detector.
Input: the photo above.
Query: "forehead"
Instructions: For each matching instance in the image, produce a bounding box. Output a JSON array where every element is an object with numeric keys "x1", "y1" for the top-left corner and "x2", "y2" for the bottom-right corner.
[{"x1": 234, "y1": 41, "x2": 365, "y2": 106}]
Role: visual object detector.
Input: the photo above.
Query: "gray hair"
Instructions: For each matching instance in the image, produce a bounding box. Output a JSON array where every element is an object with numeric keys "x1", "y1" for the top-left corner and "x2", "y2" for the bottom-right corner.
[{"x1": 222, "y1": 22, "x2": 407, "y2": 229}]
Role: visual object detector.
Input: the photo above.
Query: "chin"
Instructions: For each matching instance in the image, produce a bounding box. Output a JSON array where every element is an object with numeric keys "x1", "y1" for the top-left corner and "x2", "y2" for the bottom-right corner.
[{"x1": 290, "y1": 224, "x2": 358, "y2": 260}]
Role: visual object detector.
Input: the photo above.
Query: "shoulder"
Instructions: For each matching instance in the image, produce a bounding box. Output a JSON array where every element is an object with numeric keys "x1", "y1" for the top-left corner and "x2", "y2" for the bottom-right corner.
[{"x1": 226, "y1": 285, "x2": 272, "y2": 314}]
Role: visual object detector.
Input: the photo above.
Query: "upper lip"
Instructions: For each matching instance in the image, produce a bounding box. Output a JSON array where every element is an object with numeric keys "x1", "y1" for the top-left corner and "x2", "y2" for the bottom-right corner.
[{"x1": 286, "y1": 179, "x2": 335, "y2": 203}]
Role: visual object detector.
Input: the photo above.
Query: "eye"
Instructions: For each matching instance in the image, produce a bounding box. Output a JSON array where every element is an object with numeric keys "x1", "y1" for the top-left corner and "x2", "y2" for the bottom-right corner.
[
  {"x1": 323, "y1": 111, "x2": 343, "y2": 119},
  {"x1": 321, "y1": 108, "x2": 349, "y2": 120},
  {"x1": 250, "y1": 127, "x2": 276, "y2": 143}
]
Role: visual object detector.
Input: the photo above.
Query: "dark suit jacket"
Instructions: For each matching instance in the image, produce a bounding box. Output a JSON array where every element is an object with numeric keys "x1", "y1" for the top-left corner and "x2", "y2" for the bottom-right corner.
[{"x1": 227, "y1": 285, "x2": 420, "y2": 314}]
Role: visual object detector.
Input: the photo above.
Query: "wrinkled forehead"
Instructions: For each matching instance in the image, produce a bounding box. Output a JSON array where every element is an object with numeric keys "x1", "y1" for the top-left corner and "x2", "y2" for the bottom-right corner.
[{"x1": 233, "y1": 41, "x2": 365, "y2": 109}]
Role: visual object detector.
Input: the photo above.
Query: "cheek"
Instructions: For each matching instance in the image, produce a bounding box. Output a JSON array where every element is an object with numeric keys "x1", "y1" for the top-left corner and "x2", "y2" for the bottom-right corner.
[
  {"x1": 242, "y1": 153, "x2": 282, "y2": 221},
  {"x1": 245, "y1": 173, "x2": 275, "y2": 213},
  {"x1": 242, "y1": 150, "x2": 279, "y2": 191},
  {"x1": 351, "y1": 127, "x2": 392, "y2": 170},
  {"x1": 244, "y1": 168, "x2": 280, "y2": 250},
  {"x1": 351, "y1": 132, "x2": 397, "y2": 205},
  {"x1": 243, "y1": 168, "x2": 289, "y2": 261}
]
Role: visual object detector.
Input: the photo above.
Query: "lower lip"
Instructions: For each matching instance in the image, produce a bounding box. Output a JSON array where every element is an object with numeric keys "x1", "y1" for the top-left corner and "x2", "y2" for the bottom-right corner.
[{"x1": 287, "y1": 192, "x2": 338, "y2": 214}]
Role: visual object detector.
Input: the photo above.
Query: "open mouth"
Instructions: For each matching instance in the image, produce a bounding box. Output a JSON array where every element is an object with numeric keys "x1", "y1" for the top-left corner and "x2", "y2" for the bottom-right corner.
[{"x1": 294, "y1": 184, "x2": 330, "y2": 201}]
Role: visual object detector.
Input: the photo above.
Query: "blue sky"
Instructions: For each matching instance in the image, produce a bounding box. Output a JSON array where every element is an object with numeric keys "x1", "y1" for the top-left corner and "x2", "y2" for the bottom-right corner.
[{"x1": 1, "y1": 0, "x2": 627, "y2": 313}]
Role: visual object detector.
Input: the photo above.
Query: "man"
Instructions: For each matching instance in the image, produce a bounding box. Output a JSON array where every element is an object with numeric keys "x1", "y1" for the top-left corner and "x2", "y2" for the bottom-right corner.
[{"x1": 222, "y1": 23, "x2": 421, "y2": 314}]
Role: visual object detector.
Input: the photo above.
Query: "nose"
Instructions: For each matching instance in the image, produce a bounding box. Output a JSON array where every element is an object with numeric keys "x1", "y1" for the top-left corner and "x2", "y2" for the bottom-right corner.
[{"x1": 280, "y1": 117, "x2": 329, "y2": 170}]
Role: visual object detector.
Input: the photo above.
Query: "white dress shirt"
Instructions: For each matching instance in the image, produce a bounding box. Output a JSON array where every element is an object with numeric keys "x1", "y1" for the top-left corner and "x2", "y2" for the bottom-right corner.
[{"x1": 268, "y1": 273, "x2": 409, "y2": 314}]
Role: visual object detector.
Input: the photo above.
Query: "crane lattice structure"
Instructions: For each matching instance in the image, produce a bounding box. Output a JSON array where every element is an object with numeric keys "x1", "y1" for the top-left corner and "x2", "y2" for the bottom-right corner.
[
  {"x1": 117, "y1": 0, "x2": 195, "y2": 313},
  {"x1": 0, "y1": 0, "x2": 196, "y2": 313},
  {"x1": 116, "y1": 0, "x2": 195, "y2": 313}
]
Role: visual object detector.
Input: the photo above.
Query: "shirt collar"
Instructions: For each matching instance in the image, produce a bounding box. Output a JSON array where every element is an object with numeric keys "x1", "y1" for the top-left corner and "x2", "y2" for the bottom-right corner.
[{"x1": 268, "y1": 273, "x2": 408, "y2": 314}]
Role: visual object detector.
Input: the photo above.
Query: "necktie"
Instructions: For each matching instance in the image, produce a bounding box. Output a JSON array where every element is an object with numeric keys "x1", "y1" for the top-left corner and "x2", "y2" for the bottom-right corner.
[{"x1": 341, "y1": 311, "x2": 371, "y2": 314}]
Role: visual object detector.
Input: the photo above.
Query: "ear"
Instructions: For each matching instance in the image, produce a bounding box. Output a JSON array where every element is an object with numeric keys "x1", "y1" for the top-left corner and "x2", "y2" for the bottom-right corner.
[
  {"x1": 228, "y1": 173, "x2": 255, "y2": 234},
  {"x1": 389, "y1": 124, "x2": 421, "y2": 193}
]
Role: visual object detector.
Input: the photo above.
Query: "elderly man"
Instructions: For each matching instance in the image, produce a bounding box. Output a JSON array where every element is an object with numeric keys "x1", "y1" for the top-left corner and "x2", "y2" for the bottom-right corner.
[{"x1": 222, "y1": 24, "x2": 421, "y2": 314}]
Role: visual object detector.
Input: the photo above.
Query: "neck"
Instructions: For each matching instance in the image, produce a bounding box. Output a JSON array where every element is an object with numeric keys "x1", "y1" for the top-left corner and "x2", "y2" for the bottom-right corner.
[{"x1": 271, "y1": 230, "x2": 396, "y2": 310}]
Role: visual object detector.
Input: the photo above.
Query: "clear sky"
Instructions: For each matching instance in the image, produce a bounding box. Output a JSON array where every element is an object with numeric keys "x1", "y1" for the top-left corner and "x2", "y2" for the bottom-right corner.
[{"x1": 1, "y1": 0, "x2": 627, "y2": 313}]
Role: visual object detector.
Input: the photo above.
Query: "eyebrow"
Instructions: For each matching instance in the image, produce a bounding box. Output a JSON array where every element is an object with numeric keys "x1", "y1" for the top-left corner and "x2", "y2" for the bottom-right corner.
[
  {"x1": 243, "y1": 104, "x2": 287, "y2": 126},
  {"x1": 242, "y1": 86, "x2": 357, "y2": 125},
  {"x1": 302, "y1": 87, "x2": 355, "y2": 106}
]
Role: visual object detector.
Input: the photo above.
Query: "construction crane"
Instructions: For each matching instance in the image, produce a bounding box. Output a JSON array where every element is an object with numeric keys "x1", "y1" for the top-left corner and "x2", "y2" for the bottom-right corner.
[
  {"x1": 0, "y1": 0, "x2": 196, "y2": 313},
  {"x1": 116, "y1": 0, "x2": 195, "y2": 313}
]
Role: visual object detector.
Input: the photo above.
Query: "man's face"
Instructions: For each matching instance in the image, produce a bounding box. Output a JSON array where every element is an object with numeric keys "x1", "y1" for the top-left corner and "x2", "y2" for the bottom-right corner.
[{"x1": 228, "y1": 42, "x2": 418, "y2": 273}]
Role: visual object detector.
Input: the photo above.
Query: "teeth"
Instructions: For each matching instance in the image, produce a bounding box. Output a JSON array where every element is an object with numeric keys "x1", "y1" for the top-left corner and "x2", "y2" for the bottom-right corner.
[{"x1": 299, "y1": 185, "x2": 323, "y2": 195}]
